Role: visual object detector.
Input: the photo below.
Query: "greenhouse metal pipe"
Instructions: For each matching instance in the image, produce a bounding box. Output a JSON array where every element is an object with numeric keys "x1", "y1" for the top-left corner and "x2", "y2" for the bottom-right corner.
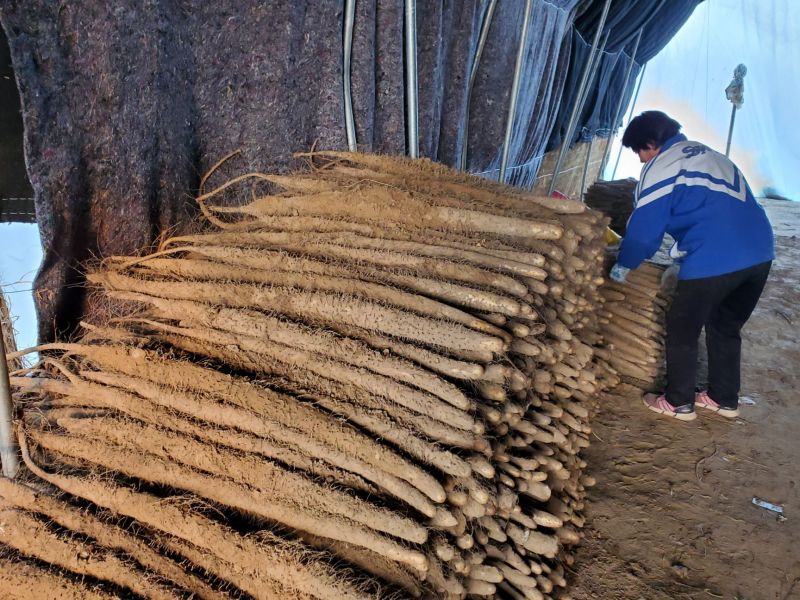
[
  {"x1": 599, "y1": 27, "x2": 644, "y2": 178},
  {"x1": 459, "y1": 0, "x2": 497, "y2": 171},
  {"x1": 548, "y1": 0, "x2": 612, "y2": 196},
  {"x1": 574, "y1": 31, "x2": 611, "y2": 200},
  {"x1": 0, "y1": 324, "x2": 18, "y2": 478},
  {"x1": 499, "y1": 0, "x2": 533, "y2": 183},
  {"x1": 725, "y1": 106, "x2": 737, "y2": 157},
  {"x1": 404, "y1": 0, "x2": 419, "y2": 158},
  {"x1": 557, "y1": 30, "x2": 608, "y2": 199},
  {"x1": 612, "y1": 62, "x2": 647, "y2": 179},
  {"x1": 343, "y1": 0, "x2": 358, "y2": 151},
  {"x1": 579, "y1": 136, "x2": 594, "y2": 200}
]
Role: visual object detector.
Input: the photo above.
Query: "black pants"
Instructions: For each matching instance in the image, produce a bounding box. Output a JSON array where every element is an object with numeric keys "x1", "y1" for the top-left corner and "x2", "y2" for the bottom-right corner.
[{"x1": 665, "y1": 261, "x2": 771, "y2": 408}]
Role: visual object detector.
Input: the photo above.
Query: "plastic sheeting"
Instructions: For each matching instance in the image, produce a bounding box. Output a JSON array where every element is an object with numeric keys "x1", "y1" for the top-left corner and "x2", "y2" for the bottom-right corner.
[
  {"x1": 606, "y1": 0, "x2": 798, "y2": 200},
  {"x1": 464, "y1": 0, "x2": 580, "y2": 187},
  {"x1": 549, "y1": 0, "x2": 702, "y2": 148}
]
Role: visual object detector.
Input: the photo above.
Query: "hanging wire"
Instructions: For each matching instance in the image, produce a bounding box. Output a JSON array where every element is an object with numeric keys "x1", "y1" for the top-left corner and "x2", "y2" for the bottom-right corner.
[{"x1": 704, "y1": 0, "x2": 711, "y2": 118}]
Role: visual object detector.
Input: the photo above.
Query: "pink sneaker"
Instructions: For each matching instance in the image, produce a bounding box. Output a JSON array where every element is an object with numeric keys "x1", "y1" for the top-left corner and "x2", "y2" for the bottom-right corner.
[
  {"x1": 695, "y1": 391, "x2": 739, "y2": 418},
  {"x1": 642, "y1": 393, "x2": 697, "y2": 421}
]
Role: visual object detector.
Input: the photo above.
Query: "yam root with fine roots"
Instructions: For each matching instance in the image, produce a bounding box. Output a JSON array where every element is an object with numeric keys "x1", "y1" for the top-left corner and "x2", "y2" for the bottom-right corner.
[
  {"x1": 6, "y1": 152, "x2": 620, "y2": 599},
  {"x1": 90, "y1": 270, "x2": 507, "y2": 361},
  {"x1": 16, "y1": 434, "x2": 373, "y2": 600}
]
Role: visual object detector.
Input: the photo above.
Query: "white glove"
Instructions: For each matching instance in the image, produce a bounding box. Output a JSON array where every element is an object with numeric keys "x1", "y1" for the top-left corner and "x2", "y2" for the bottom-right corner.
[{"x1": 609, "y1": 263, "x2": 630, "y2": 283}]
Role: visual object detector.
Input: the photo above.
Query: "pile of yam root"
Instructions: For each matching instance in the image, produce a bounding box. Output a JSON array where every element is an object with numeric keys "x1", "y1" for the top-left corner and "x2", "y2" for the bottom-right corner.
[
  {"x1": 3, "y1": 152, "x2": 626, "y2": 599},
  {"x1": 582, "y1": 179, "x2": 637, "y2": 236},
  {"x1": 596, "y1": 261, "x2": 672, "y2": 388},
  {"x1": 585, "y1": 178, "x2": 674, "y2": 388}
]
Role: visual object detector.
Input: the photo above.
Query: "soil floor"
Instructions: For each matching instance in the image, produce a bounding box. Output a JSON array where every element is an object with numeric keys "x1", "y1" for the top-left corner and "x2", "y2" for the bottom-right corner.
[{"x1": 570, "y1": 199, "x2": 800, "y2": 600}]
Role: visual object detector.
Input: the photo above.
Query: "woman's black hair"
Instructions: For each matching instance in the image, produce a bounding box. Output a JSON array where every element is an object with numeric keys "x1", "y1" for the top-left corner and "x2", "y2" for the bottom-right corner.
[{"x1": 621, "y1": 111, "x2": 682, "y2": 152}]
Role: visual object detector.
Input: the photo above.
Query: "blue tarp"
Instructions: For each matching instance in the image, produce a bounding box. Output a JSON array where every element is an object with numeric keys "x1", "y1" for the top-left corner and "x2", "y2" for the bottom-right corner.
[{"x1": 549, "y1": 0, "x2": 702, "y2": 149}]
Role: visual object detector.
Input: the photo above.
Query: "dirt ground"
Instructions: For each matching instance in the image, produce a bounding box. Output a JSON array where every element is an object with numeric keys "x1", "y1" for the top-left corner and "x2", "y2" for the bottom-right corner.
[{"x1": 570, "y1": 199, "x2": 800, "y2": 600}]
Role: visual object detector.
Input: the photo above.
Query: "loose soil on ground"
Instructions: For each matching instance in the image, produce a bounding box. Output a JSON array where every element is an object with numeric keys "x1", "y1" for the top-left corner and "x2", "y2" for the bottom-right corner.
[{"x1": 571, "y1": 199, "x2": 800, "y2": 600}]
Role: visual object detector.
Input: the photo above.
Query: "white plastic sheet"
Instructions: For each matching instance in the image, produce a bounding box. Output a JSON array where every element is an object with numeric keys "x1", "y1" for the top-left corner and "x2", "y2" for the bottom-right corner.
[{"x1": 605, "y1": 0, "x2": 799, "y2": 201}]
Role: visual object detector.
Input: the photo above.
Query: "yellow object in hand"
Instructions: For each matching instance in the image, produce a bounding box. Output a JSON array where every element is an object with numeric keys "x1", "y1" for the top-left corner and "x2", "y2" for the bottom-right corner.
[{"x1": 605, "y1": 227, "x2": 621, "y2": 246}]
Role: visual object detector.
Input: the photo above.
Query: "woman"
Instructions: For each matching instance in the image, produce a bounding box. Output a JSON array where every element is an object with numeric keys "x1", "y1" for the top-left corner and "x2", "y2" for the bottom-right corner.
[{"x1": 609, "y1": 110, "x2": 774, "y2": 421}]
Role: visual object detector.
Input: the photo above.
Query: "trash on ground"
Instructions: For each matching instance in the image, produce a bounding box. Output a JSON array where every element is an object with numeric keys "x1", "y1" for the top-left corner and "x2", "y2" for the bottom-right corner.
[
  {"x1": 752, "y1": 497, "x2": 784, "y2": 515},
  {"x1": 670, "y1": 561, "x2": 689, "y2": 579}
]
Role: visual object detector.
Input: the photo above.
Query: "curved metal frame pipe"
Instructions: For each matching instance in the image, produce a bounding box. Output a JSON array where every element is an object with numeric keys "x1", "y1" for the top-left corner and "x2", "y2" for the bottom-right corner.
[
  {"x1": 0, "y1": 325, "x2": 18, "y2": 478},
  {"x1": 612, "y1": 62, "x2": 647, "y2": 180},
  {"x1": 343, "y1": 0, "x2": 358, "y2": 152},
  {"x1": 404, "y1": 0, "x2": 419, "y2": 158},
  {"x1": 598, "y1": 26, "x2": 644, "y2": 179}
]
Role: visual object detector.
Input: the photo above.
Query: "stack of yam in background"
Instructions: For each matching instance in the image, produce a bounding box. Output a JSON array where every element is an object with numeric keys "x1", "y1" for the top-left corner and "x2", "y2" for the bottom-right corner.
[
  {"x1": 584, "y1": 178, "x2": 675, "y2": 390},
  {"x1": 5, "y1": 152, "x2": 620, "y2": 599},
  {"x1": 582, "y1": 179, "x2": 637, "y2": 236},
  {"x1": 596, "y1": 261, "x2": 671, "y2": 388}
]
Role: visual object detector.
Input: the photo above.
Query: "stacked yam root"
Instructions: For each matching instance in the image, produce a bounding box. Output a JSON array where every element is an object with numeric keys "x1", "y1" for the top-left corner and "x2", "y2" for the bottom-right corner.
[
  {"x1": 596, "y1": 261, "x2": 671, "y2": 387},
  {"x1": 7, "y1": 152, "x2": 620, "y2": 599},
  {"x1": 582, "y1": 179, "x2": 637, "y2": 236}
]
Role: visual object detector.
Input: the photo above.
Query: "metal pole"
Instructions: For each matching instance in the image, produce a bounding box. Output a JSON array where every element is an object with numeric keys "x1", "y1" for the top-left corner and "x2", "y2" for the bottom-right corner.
[
  {"x1": 460, "y1": 0, "x2": 497, "y2": 171},
  {"x1": 725, "y1": 105, "x2": 737, "y2": 157},
  {"x1": 499, "y1": 0, "x2": 533, "y2": 183},
  {"x1": 724, "y1": 63, "x2": 746, "y2": 157},
  {"x1": 0, "y1": 321, "x2": 19, "y2": 478},
  {"x1": 404, "y1": 0, "x2": 419, "y2": 158},
  {"x1": 579, "y1": 136, "x2": 594, "y2": 201},
  {"x1": 548, "y1": 0, "x2": 613, "y2": 196},
  {"x1": 599, "y1": 27, "x2": 643, "y2": 179},
  {"x1": 343, "y1": 0, "x2": 358, "y2": 152},
  {"x1": 549, "y1": 30, "x2": 608, "y2": 197},
  {"x1": 612, "y1": 62, "x2": 647, "y2": 179},
  {"x1": 573, "y1": 31, "x2": 611, "y2": 200}
]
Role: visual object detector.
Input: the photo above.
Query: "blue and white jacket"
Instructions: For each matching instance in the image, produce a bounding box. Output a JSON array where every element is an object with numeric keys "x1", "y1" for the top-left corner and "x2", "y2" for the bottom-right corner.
[{"x1": 618, "y1": 134, "x2": 774, "y2": 280}]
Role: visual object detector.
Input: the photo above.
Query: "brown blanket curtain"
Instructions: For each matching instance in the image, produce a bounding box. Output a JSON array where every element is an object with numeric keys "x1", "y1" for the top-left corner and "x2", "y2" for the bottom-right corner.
[{"x1": 1, "y1": 0, "x2": 583, "y2": 341}]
